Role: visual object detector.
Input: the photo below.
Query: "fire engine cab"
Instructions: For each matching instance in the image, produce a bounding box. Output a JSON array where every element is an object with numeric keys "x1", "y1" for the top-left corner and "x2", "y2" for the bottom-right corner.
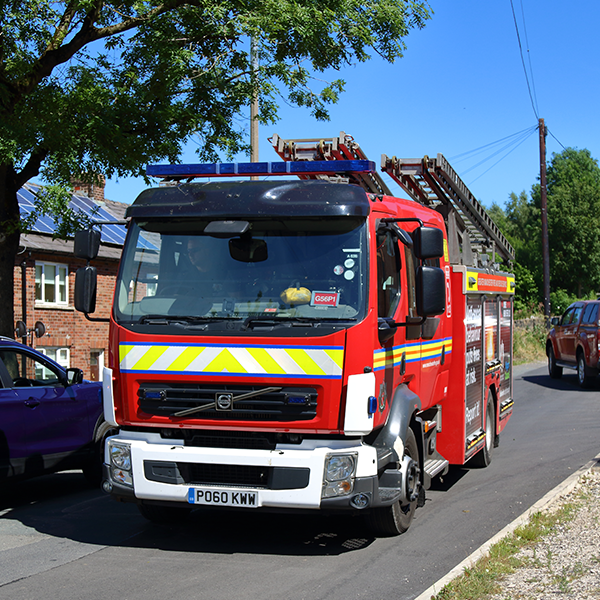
[{"x1": 75, "y1": 133, "x2": 515, "y2": 536}]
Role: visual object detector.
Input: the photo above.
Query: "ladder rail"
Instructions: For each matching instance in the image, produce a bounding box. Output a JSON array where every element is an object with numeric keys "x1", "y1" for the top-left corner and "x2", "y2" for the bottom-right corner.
[
  {"x1": 270, "y1": 132, "x2": 392, "y2": 196},
  {"x1": 382, "y1": 154, "x2": 514, "y2": 263}
]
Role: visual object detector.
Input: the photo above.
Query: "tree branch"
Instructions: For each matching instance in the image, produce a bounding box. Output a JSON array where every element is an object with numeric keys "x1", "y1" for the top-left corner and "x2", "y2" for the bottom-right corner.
[
  {"x1": 14, "y1": 148, "x2": 49, "y2": 190},
  {"x1": 12, "y1": 0, "x2": 195, "y2": 106}
]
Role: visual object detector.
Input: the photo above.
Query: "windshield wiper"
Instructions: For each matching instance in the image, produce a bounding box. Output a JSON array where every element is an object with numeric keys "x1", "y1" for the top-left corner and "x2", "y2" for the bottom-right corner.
[
  {"x1": 138, "y1": 315, "x2": 242, "y2": 325},
  {"x1": 243, "y1": 315, "x2": 357, "y2": 330}
]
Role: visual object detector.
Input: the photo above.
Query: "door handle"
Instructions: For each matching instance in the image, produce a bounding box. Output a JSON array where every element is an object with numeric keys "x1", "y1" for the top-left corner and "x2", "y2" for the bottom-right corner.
[{"x1": 24, "y1": 399, "x2": 40, "y2": 408}]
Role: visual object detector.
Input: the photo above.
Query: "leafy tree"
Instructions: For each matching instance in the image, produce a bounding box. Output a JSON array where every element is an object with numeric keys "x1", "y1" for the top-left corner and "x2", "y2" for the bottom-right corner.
[
  {"x1": 0, "y1": 0, "x2": 431, "y2": 337},
  {"x1": 501, "y1": 148, "x2": 600, "y2": 315},
  {"x1": 545, "y1": 148, "x2": 600, "y2": 297}
]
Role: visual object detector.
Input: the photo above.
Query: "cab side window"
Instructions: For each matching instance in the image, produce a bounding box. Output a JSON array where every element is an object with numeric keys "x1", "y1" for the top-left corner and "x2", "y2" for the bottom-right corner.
[
  {"x1": 376, "y1": 231, "x2": 401, "y2": 318},
  {"x1": 582, "y1": 303, "x2": 599, "y2": 325}
]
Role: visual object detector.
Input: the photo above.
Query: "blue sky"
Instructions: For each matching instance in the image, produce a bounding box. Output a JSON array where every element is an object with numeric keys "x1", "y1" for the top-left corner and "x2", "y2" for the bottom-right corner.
[{"x1": 104, "y1": 0, "x2": 600, "y2": 209}]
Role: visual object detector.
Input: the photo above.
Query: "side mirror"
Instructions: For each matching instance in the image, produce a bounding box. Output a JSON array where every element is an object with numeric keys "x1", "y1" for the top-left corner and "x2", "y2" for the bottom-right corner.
[
  {"x1": 66, "y1": 367, "x2": 84, "y2": 386},
  {"x1": 550, "y1": 316, "x2": 560, "y2": 326},
  {"x1": 413, "y1": 226, "x2": 444, "y2": 260},
  {"x1": 75, "y1": 266, "x2": 97, "y2": 313},
  {"x1": 74, "y1": 229, "x2": 101, "y2": 261},
  {"x1": 416, "y1": 266, "x2": 446, "y2": 316}
]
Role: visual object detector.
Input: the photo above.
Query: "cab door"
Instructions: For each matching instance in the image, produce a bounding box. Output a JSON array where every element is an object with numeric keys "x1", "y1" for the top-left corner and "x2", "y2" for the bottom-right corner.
[
  {"x1": 375, "y1": 227, "x2": 415, "y2": 408},
  {"x1": 562, "y1": 306, "x2": 583, "y2": 362}
]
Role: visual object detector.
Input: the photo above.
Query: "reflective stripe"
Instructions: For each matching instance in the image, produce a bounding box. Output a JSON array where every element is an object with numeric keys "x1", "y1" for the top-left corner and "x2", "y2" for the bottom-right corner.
[
  {"x1": 373, "y1": 338, "x2": 453, "y2": 371},
  {"x1": 119, "y1": 343, "x2": 344, "y2": 378}
]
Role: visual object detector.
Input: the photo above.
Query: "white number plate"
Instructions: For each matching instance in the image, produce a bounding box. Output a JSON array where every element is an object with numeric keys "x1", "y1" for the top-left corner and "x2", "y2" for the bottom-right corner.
[{"x1": 187, "y1": 487, "x2": 259, "y2": 508}]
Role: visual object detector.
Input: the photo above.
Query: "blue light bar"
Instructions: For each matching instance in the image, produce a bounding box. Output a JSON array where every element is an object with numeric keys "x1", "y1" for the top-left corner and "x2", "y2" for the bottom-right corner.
[{"x1": 146, "y1": 159, "x2": 376, "y2": 179}]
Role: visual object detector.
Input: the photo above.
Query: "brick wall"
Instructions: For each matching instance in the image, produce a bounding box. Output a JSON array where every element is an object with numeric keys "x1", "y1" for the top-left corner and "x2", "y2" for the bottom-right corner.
[{"x1": 13, "y1": 250, "x2": 119, "y2": 381}]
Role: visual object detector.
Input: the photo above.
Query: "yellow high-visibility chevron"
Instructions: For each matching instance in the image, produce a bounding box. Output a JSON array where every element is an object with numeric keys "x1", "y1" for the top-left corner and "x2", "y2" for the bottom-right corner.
[
  {"x1": 246, "y1": 348, "x2": 287, "y2": 375},
  {"x1": 119, "y1": 343, "x2": 343, "y2": 378}
]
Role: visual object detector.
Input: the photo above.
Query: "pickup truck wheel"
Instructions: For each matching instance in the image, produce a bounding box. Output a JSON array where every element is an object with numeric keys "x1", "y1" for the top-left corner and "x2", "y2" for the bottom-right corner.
[
  {"x1": 548, "y1": 346, "x2": 563, "y2": 379},
  {"x1": 138, "y1": 502, "x2": 192, "y2": 523},
  {"x1": 365, "y1": 428, "x2": 419, "y2": 537},
  {"x1": 577, "y1": 351, "x2": 593, "y2": 388},
  {"x1": 468, "y1": 393, "x2": 494, "y2": 468}
]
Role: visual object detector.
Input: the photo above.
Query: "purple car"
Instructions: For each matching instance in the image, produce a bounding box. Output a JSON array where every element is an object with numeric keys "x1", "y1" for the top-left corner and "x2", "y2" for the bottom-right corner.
[{"x1": 0, "y1": 337, "x2": 112, "y2": 485}]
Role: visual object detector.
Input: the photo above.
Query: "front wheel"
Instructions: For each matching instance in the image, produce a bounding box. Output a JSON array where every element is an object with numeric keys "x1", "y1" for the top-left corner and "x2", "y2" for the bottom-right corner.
[
  {"x1": 82, "y1": 421, "x2": 118, "y2": 487},
  {"x1": 577, "y1": 351, "x2": 594, "y2": 388},
  {"x1": 469, "y1": 392, "x2": 495, "y2": 468},
  {"x1": 548, "y1": 346, "x2": 563, "y2": 379},
  {"x1": 365, "y1": 428, "x2": 420, "y2": 537}
]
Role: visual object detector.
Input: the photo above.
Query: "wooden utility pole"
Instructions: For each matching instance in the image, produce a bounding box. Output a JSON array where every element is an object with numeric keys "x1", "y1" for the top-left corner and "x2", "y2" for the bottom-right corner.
[
  {"x1": 539, "y1": 118, "x2": 551, "y2": 318},
  {"x1": 250, "y1": 38, "x2": 259, "y2": 180}
]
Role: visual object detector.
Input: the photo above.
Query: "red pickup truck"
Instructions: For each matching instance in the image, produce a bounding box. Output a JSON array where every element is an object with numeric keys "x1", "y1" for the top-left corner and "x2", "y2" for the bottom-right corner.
[{"x1": 546, "y1": 300, "x2": 600, "y2": 387}]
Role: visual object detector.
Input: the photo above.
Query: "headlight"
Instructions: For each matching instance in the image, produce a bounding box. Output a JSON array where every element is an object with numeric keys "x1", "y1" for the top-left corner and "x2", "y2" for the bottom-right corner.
[
  {"x1": 325, "y1": 454, "x2": 356, "y2": 481},
  {"x1": 109, "y1": 442, "x2": 131, "y2": 470},
  {"x1": 322, "y1": 453, "x2": 357, "y2": 499}
]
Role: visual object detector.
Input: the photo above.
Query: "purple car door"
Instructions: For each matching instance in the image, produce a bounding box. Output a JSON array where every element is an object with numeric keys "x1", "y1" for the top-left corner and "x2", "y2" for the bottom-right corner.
[{"x1": 0, "y1": 348, "x2": 94, "y2": 474}]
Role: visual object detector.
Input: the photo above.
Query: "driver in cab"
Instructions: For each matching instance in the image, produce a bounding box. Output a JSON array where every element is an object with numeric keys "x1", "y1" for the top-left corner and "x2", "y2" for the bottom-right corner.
[{"x1": 186, "y1": 237, "x2": 223, "y2": 294}]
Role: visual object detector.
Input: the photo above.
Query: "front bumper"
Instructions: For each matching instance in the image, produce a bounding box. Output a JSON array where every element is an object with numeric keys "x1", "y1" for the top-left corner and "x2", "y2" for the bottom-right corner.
[{"x1": 103, "y1": 431, "x2": 385, "y2": 511}]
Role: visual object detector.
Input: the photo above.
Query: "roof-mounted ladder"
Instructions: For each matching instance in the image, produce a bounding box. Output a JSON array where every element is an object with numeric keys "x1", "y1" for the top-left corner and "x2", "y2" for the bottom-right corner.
[
  {"x1": 270, "y1": 132, "x2": 392, "y2": 196},
  {"x1": 381, "y1": 154, "x2": 514, "y2": 265}
]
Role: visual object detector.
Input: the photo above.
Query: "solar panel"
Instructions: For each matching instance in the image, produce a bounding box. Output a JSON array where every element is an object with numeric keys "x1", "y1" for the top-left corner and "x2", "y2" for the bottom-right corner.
[{"x1": 18, "y1": 183, "x2": 129, "y2": 246}]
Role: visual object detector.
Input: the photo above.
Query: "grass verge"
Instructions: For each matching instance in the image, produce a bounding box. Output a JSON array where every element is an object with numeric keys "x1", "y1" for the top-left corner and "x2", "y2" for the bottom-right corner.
[
  {"x1": 513, "y1": 324, "x2": 547, "y2": 365},
  {"x1": 431, "y1": 498, "x2": 582, "y2": 600}
]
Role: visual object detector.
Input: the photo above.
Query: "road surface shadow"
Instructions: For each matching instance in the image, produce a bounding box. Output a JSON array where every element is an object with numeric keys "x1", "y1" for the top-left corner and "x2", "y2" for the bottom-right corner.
[
  {"x1": 522, "y1": 372, "x2": 600, "y2": 391},
  {"x1": 0, "y1": 472, "x2": 382, "y2": 556}
]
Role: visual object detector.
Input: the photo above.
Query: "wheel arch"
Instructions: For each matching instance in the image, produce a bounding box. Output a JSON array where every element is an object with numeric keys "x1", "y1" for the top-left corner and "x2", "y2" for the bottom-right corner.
[{"x1": 365, "y1": 383, "x2": 422, "y2": 471}]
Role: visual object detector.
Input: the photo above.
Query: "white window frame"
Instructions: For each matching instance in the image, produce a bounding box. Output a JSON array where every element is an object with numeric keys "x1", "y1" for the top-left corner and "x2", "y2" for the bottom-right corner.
[
  {"x1": 38, "y1": 347, "x2": 70, "y2": 369},
  {"x1": 35, "y1": 261, "x2": 69, "y2": 306}
]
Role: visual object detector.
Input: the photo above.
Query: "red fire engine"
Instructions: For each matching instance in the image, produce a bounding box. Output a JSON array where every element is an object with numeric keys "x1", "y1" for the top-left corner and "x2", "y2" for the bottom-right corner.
[{"x1": 75, "y1": 133, "x2": 515, "y2": 536}]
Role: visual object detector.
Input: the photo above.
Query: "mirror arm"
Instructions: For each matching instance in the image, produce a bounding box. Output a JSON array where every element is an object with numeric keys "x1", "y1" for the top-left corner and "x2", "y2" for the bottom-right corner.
[
  {"x1": 387, "y1": 317, "x2": 426, "y2": 328},
  {"x1": 378, "y1": 316, "x2": 426, "y2": 330},
  {"x1": 84, "y1": 313, "x2": 110, "y2": 323}
]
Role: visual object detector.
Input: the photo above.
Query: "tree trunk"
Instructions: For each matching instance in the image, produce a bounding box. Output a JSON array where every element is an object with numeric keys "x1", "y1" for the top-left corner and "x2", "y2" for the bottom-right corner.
[{"x1": 0, "y1": 164, "x2": 22, "y2": 338}]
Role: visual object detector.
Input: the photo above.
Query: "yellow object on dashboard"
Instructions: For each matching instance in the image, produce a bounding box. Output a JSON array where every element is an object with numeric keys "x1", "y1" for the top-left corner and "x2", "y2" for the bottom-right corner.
[{"x1": 280, "y1": 286, "x2": 311, "y2": 305}]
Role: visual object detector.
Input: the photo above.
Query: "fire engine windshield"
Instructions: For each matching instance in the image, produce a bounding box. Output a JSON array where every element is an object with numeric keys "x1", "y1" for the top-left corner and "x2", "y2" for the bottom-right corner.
[{"x1": 114, "y1": 218, "x2": 368, "y2": 330}]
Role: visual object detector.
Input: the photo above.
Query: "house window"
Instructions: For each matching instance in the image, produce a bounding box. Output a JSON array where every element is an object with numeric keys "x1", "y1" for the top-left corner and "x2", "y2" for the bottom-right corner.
[
  {"x1": 36, "y1": 347, "x2": 70, "y2": 379},
  {"x1": 35, "y1": 262, "x2": 68, "y2": 305}
]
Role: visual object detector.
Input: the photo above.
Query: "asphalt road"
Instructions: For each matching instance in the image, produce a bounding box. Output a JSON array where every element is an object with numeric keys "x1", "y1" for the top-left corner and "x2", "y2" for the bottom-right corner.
[{"x1": 1, "y1": 362, "x2": 599, "y2": 600}]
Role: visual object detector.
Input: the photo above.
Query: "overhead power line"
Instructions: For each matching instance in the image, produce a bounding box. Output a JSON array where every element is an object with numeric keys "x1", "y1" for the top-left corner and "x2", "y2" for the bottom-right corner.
[
  {"x1": 510, "y1": 0, "x2": 539, "y2": 120},
  {"x1": 466, "y1": 127, "x2": 538, "y2": 185}
]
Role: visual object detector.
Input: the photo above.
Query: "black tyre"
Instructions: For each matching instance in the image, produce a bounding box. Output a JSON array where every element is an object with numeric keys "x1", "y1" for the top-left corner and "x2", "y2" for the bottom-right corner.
[
  {"x1": 365, "y1": 428, "x2": 420, "y2": 537},
  {"x1": 577, "y1": 351, "x2": 594, "y2": 388},
  {"x1": 138, "y1": 502, "x2": 193, "y2": 523},
  {"x1": 469, "y1": 392, "x2": 495, "y2": 468},
  {"x1": 82, "y1": 422, "x2": 118, "y2": 487},
  {"x1": 547, "y1": 345, "x2": 563, "y2": 379}
]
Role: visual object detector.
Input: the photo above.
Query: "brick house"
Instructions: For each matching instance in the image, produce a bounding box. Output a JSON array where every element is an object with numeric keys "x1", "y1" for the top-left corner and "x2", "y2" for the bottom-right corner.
[{"x1": 14, "y1": 180, "x2": 127, "y2": 381}]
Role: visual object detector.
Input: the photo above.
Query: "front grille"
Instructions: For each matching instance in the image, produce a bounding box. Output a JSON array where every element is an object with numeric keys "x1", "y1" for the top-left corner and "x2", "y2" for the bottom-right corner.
[
  {"x1": 138, "y1": 383, "x2": 318, "y2": 421},
  {"x1": 186, "y1": 463, "x2": 269, "y2": 487},
  {"x1": 143, "y1": 460, "x2": 310, "y2": 490}
]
